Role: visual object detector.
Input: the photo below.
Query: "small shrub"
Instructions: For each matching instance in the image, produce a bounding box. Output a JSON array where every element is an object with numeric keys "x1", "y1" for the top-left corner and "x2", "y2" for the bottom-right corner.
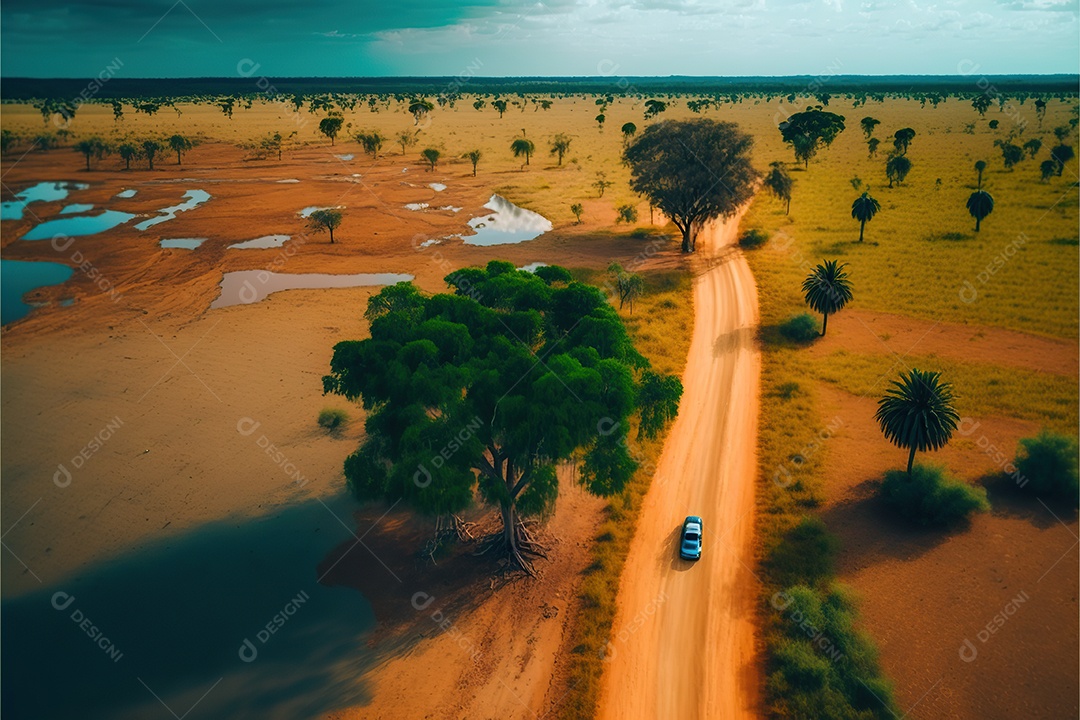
[
  {"x1": 1015, "y1": 430, "x2": 1079, "y2": 504},
  {"x1": 767, "y1": 516, "x2": 837, "y2": 588},
  {"x1": 1049, "y1": 237, "x2": 1079, "y2": 246},
  {"x1": 318, "y1": 407, "x2": 349, "y2": 431},
  {"x1": 616, "y1": 204, "x2": 638, "y2": 224},
  {"x1": 779, "y1": 313, "x2": 821, "y2": 343},
  {"x1": 739, "y1": 228, "x2": 768, "y2": 249},
  {"x1": 775, "y1": 381, "x2": 801, "y2": 400},
  {"x1": 880, "y1": 463, "x2": 989, "y2": 526}
]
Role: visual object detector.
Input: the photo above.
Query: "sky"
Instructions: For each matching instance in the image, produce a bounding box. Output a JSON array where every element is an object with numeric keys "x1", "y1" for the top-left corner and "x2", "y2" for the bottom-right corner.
[{"x1": 1, "y1": 0, "x2": 1077, "y2": 78}]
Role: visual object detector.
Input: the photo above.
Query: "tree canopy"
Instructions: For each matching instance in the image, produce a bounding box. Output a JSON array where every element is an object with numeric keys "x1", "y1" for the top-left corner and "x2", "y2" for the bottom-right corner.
[
  {"x1": 778, "y1": 107, "x2": 846, "y2": 167},
  {"x1": 875, "y1": 369, "x2": 960, "y2": 474},
  {"x1": 322, "y1": 262, "x2": 683, "y2": 573},
  {"x1": 624, "y1": 118, "x2": 758, "y2": 252},
  {"x1": 307, "y1": 208, "x2": 343, "y2": 243}
]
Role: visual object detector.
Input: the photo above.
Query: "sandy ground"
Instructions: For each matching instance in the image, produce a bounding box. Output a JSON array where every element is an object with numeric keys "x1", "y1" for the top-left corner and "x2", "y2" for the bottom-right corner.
[{"x1": 596, "y1": 212, "x2": 761, "y2": 720}]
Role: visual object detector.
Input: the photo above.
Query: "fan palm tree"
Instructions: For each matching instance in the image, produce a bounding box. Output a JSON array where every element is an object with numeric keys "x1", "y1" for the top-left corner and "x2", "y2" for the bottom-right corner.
[
  {"x1": 875, "y1": 369, "x2": 960, "y2": 474},
  {"x1": 974, "y1": 160, "x2": 987, "y2": 189},
  {"x1": 966, "y1": 190, "x2": 994, "y2": 231},
  {"x1": 763, "y1": 161, "x2": 793, "y2": 214},
  {"x1": 510, "y1": 138, "x2": 535, "y2": 168},
  {"x1": 801, "y1": 259, "x2": 853, "y2": 336},
  {"x1": 850, "y1": 190, "x2": 880, "y2": 242}
]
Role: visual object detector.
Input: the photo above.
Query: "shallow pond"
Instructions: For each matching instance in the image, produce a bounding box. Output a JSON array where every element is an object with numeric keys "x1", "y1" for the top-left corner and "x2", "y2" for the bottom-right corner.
[
  {"x1": 1, "y1": 181, "x2": 89, "y2": 221},
  {"x1": 160, "y1": 238, "x2": 207, "y2": 249},
  {"x1": 299, "y1": 205, "x2": 343, "y2": 218},
  {"x1": 211, "y1": 270, "x2": 413, "y2": 308},
  {"x1": 229, "y1": 235, "x2": 291, "y2": 249},
  {"x1": 1, "y1": 259, "x2": 75, "y2": 324},
  {"x1": 134, "y1": 190, "x2": 211, "y2": 231},
  {"x1": 22, "y1": 210, "x2": 136, "y2": 241},
  {"x1": 429, "y1": 183, "x2": 447, "y2": 192},
  {"x1": 334, "y1": 154, "x2": 354, "y2": 161},
  {"x1": 462, "y1": 195, "x2": 552, "y2": 246},
  {"x1": 115, "y1": 189, "x2": 137, "y2": 198},
  {"x1": 59, "y1": 204, "x2": 95, "y2": 215},
  {"x1": 1, "y1": 495, "x2": 379, "y2": 720}
]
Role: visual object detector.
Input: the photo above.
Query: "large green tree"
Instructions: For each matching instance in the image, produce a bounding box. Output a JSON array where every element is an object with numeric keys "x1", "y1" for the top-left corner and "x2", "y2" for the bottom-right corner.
[
  {"x1": 168, "y1": 134, "x2": 192, "y2": 165},
  {"x1": 624, "y1": 118, "x2": 758, "y2": 253},
  {"x1": 778, "y1": 107, "x2": 846, "y2": 167},
  {"x1": 875, "y1": 369, "x2": 960, "y2": 474},
  {"x1": 323, "y1": 262, "x2": 683, "y2": 573},
  {"x1": 801, "y1": 259, "x2": 853, "y2": 336},
  {"x1": 319, "y1": 116, "x2": 343, "y2": 145},
  {"x1": 850, "y1": 191, "x2": 880, "y2": 242}
]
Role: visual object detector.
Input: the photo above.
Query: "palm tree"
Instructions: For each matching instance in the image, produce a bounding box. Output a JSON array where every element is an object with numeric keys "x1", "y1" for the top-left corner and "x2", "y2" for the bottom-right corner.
[
  {"x1": 801, "y1": 260, "x2": 853, "y2": 336},
  {"x1": 850, "y1": 191, "x2": 880, "y2": 242},
  {"x1": 763, "y1": 161, "x2": 793, "y2": 214},
  {"x1": 510, "y1": 138, "x2": 534, "y2": 168},
  {"x1": 465, "y1": 149, "x2": 481, "y2": 176},
  {"x1": 420, "y1": 148, "x2": 440, "y2": 172},
  {"x1": 885, "y1": 154, "x2": 912, "y2": 187},
  {"x1": 974, "y1": 160, "x2": 987, "y2": 189},
  {"x1": 549, "y1": 133, "x2": 571, "y2": 165},
  {"x1": 168, "y1": 134, "x2": 192, "y2": 165},
  {"x1": 875, "y1": 369, "x2": 960, "y2": 474},
  {"x1": 966, "y1": 190, "x2": 994, "y2": 232}
]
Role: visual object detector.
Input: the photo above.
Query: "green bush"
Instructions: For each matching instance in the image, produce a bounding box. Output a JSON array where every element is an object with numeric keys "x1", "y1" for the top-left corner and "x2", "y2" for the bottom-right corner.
[
  {"x1": 768, "y1": 583, "x2": 898, "y2": 719},
  {"x1": 767, "y1": 516, "x2": 838, "y2": 588},
  {"x1": 1015, "y1": 430, "x2": 1079, "y2": 504},
  {"x1": 317, "y1": 407, "x2": 349, "y2": 431},
  {"x1": 880, "y1": 463, "x2": 989, "y2": 526},
  {"x1": 739, "y1": 228, "x2": 769, "y2": 249},
  {"x1": 780, "y1": 313, "x2": 821, "y2": 343}
]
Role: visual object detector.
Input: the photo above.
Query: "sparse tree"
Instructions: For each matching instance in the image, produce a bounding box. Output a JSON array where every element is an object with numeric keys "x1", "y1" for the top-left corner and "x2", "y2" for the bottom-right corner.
[
  {"x1": 511, "y1": 138, "x2": 535, "y2": 168},
  {"x1": 616, "y1": 204, "x2": 638, "y2": 224},
  {"x1": 593, "y1": 171, "x2": 613, "y2": 198},
  {"x1": 886, "y1": 154, "x2": 912, "y2": 187},
  {"x1": 308, "y1": 208, "x2": 343, "y2": 243},
  {"x1": 893, "y1": 128, "x2": 916, "y2": 155},
  {"x1": 966, "y1": 190, "x2": 994, "y2": 232},
  {"x1": 621, "y1": 122, "x2": 637, "y2": 145},
  {"x1": 465, "y1": 149, "x2": 482, "y2": 176},
  {"x1": 974, "y1": 160, "x2": 987, "y2": 189},
  {"x1": 763, "y1": 161, "x2": 793, "y2": 214},
  {"x1": 408, "y1": 99, "x2": 434, "y2": 125},
  {"x1": 570, "y1": 203, "x2": 584, "y2": 224},
  {"x1": 643, "y1": 99, "x2": 667, "y2": 119},
  {"x1": 996, "y1": 140, "x2": 1023, "y2": 169},
  {"x1": 168, "y1": 134, "x2": 192, "y2": 165},
  {"x1": 492, "y1": 99, "x2": 508, "y2": 118},
  {"x1": 1050, "y1": 144, "x2": 1074, "y2": 176},
  {"x1": 420, "y1": 148, "x2": 441, "y2": 172},
  {"x1": 608, "y1": 262, "x2": 645, "y2": 313},
  {"x1": 860, "y1": 116, "x2": 880, "y2": 139},
  {"x1": 549, "y1": 133, "x2": 571, "y2": 165},
  {"x1": 802, "y1": 259, "x2": 853, "y2": 336},
  {"x1": 875, "y1": 369, "x2": 960, "y2": 475},
  {"x1": 319, "y1": 116, "x2": 343, "y2": 145},
  {"x1": 74, "y1": 137, "x2": 109, "y2": 171},
  {"x1": 397, "y1": 129, "x2": 417, "y2": 155},
  {"x1": 595, "y1": 113, "x2": 606, "y2": 129},
  {"x1": 779, "y1": 107, "x2": 846, "y2": 168},
  {"x1": 971, "y1": 95, "x2": 992, "y2": 116},
  {"x1": 118, "y1": 143, "x2": 139, "y2": 170},
  {"x1": 142, "y1": 139, "x2": 162, "y2": 170},
  {"x1": 851, "y1": 191, "x2": 880, "y2": 242},
  {"x1": 624, "y1": 119, "x2": 758, "y2": 253},
  {"x1": 867, "y1": 138, "x2": 881, "y2": 158},
  {"x1": 1040, "y1": 159, "x2": 1057, "y2": 181},
  {"x1": 1023, "y1": 138, "x2": 1042, "y2": 159},
  {"x1": 356, "y1": 131, "x2": 385, "y2": 159},
  {"x1": 262, "y1": 132, "x2": 284, "y2": 161}
]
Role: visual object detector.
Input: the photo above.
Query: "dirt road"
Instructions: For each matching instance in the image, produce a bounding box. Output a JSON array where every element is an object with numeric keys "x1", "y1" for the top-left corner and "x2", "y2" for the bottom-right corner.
[{"x1": 597, "y1": 212, "x2": 761, "y2": 720}]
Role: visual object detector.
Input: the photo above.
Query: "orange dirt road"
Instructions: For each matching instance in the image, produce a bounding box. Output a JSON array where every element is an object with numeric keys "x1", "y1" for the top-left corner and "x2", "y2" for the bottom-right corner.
[{"x1": 597, "y1": 211, "x2": 761, "y2": 720}]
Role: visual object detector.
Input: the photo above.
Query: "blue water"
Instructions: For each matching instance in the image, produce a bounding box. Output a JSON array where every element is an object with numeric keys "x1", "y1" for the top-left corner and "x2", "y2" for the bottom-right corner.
[
  {"x1": 60, "y1": 203, "x2": 95, "y2": 215},
  {"x1": 22, "y1": 210, "x2": 136, "y2": 241},
  {"x1": 160, "y1": 238, "x2": 207, "y2": 249},
  {"x1": 135, "y1": 190, "x2": 211, "y2": 231},
  {"x1": 115, "y1": 189, "x2": 137, "y2": 198},
  {"x1": 1, "y1": 495, "x2": 377, "y2": 720},
  {"x1": 1, "y1": 181, "x2": 89, "y2": 221},
  {"x1": 1, "y1": 259, "x2": 74, "y2": 324},
  {"x1": 462, "y1": 195, "x2": 552, "y2": 246}
]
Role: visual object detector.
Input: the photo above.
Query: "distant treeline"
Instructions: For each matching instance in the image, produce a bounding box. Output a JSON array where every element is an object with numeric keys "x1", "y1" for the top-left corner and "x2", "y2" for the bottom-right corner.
[{"x1": 2, "y1": 75, "x2": 1077, "y2": 100}]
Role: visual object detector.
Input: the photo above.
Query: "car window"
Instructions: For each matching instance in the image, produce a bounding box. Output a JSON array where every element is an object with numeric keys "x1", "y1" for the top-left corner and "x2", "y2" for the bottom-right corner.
[{"x1": 685, "y1": 532, "x2": 699, "y2": 541}]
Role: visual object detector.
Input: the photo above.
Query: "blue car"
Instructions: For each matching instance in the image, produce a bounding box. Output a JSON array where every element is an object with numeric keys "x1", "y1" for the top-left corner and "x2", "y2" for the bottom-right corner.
[{"x1": 680, "y1": 515, "x2": 703, "y2": 560}]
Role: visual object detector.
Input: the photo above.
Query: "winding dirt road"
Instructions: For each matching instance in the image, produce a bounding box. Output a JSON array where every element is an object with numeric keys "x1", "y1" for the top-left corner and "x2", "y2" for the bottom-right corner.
[{"x1": 597, "y1": 212, "x2": 761, "y2": 720}]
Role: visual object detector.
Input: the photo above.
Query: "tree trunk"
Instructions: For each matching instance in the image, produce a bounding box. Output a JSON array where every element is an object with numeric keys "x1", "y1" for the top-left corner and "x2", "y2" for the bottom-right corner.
[
  {"x1": 975, "y1": 216, "x2": 981, "y2": 232},
  {"x1": 906, "y1": 444, "x2": 917, "y2": 475},
  {"x1": 786, "y1": 197, "x2": 791, "y2": 215},
  {"x1": 822, "y1": 312, "x2": 829, "y2": 336},
  {"x1": 859, "y1": 219, "x2": 865, "y2": 242},
  {"x1": 329, "y1": 228, "x2": 335, "y2": 244},
  {"x1": 500, "y1": 501, "x2": 520, "y2": 560},
  {"x1": 84, "y1": 155, "x2": 90, "y2": 171},
  {"x1": 681, "y1": 224, "x2": 692, "y2": 253}
]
